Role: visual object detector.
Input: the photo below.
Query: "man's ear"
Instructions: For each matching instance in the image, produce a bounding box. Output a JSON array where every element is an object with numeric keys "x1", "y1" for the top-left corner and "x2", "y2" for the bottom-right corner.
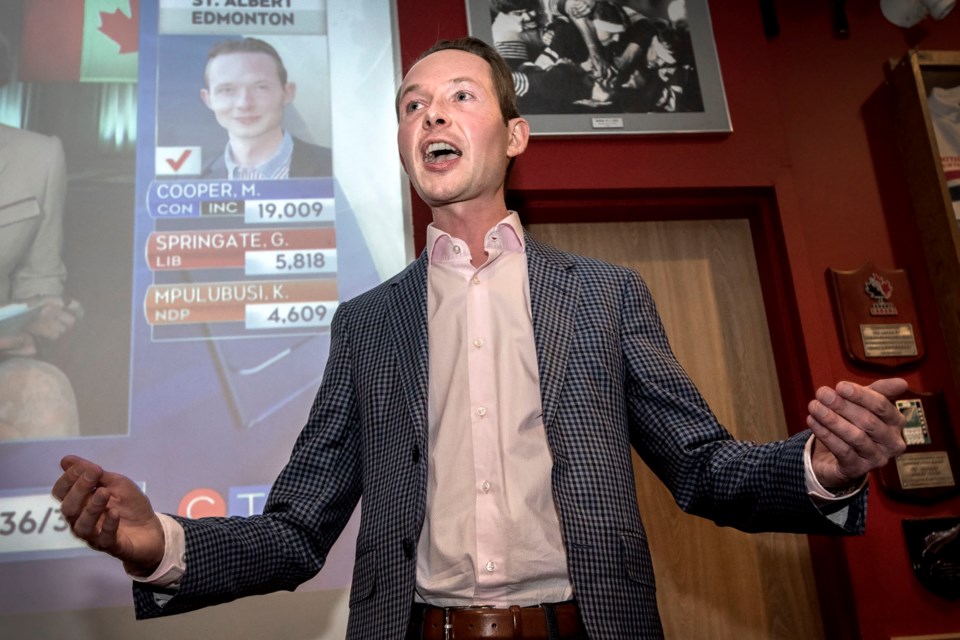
[
  {"x1": 200, "y1": 88, "x2": 212, "y2": 109},
  {"x1": 506, "y1": 117, "x2": 530, "y2": 159},
  {"x1": 284, "y1": 82, "x2": 297, "y2": 105}
]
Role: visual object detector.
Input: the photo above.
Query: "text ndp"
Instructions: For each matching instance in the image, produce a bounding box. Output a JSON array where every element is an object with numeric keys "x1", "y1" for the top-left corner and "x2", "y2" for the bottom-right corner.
[{"x1": 145, "y1": 279, "x2": 338, "y2": 327}]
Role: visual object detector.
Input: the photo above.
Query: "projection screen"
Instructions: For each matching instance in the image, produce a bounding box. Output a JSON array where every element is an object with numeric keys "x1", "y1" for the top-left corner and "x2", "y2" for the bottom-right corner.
[{"x1": 0, "y1": 0, "x2": 407, "y2": 637}]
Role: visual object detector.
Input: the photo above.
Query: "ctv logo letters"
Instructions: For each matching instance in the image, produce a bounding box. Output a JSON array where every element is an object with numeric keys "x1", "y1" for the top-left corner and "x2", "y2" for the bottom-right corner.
[
  {"x1": 229, "y1": 485, "x2": 272, "y2": 516},
  {"x1": 178, "y1": 488, "x2": 226, "y2": 518}
]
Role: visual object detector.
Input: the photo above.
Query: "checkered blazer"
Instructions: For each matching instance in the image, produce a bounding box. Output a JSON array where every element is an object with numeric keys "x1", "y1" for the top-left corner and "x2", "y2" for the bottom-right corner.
[{"x1": 133, "y1": 234, "x2": 865, "y2": 638}]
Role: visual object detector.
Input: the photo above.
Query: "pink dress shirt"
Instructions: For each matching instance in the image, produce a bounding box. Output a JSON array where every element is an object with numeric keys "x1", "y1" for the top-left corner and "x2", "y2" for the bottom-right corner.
[{"x1": 415, "y1": 212, "x2": 573, "y2": 606}]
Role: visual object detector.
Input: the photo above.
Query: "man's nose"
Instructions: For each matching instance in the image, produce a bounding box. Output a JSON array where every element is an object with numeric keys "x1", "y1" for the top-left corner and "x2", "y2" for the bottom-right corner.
[
  {"x1": 424, "y1": 109, "x2": 447, "y2": 128},
  {"x1": 237, "y1": 88, "x2": 254, "y2": 107}
]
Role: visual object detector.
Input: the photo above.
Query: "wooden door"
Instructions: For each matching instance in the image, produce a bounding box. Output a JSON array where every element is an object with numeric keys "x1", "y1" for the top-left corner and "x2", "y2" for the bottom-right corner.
[{"x1": 529, "y1": 219, "x2": 824, "y2": 640}]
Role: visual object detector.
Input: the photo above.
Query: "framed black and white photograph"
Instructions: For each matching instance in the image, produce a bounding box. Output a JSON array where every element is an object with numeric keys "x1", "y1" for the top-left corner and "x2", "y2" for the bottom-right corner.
[{"x1": 465, "y1": 0, "x2": 731, "y2": 135}]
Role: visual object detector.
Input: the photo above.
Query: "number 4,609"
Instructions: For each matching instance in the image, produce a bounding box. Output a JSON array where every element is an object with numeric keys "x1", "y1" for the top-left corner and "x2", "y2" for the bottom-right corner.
[{"x1": 266, "y1": 304, "x2": 328, "y2": 326}]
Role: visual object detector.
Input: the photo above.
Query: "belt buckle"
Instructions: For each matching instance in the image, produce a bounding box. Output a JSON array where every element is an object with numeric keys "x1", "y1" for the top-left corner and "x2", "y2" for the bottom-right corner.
[{"x1": 441, "y1": 605, "x2": 495, "y2": 640}]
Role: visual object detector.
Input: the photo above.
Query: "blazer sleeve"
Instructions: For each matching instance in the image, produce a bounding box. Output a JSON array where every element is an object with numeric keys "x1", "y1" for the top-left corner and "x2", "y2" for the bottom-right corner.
[
  {"x1": 134, "y1": 304, "x2": 364, "y2": 618},
  {"x1": 618, "y1": 269, "x2": 866, "y2": 535}
]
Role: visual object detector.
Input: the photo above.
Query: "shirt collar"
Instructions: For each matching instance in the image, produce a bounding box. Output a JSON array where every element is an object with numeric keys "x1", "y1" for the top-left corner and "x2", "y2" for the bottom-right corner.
[
  {"x1": 224, "y1": 130, "x2": 294, "y2": 180},
  {"x1": 426, "y1": 212, "x2": 525, "y2": 264}
]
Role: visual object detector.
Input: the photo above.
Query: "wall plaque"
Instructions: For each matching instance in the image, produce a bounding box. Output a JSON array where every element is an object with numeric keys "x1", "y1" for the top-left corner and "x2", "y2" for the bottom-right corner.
[
  {"x1": 878, "y1": 390, "x2": 960, "y2": 503},
  {"x1": 827, "y1": 263, "x2": 924, "y2": 369}
]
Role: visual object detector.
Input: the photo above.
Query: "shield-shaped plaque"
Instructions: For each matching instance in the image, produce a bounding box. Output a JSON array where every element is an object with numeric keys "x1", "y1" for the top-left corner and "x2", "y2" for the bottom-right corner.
[{"x1": 827, "y1": 262, "x2": 925, "y2": 369}]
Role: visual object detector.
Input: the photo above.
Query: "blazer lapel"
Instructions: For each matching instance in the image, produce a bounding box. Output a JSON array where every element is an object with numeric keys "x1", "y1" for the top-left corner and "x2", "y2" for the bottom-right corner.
[
  {"x1": 526, "y1": 235, "x2": 579, "y2": 429},
  {"x1": 387, "y1": 253, "x2": 430, "y2": 444}
]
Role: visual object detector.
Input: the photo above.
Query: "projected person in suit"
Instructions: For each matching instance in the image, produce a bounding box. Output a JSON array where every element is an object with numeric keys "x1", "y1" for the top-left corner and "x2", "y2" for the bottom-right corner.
[
  {"x1": 0, "y1": 125, "x2": 82, "y2": 441},
  {"x1": 199, "y1": 37, "x2": 332, "y2": 180},
  {"x1": 53, "y1": 37, "x2": 907, "y2": 639},
  {"x1": 0, "y1": 32, "x2": 81, "y2": 441}
]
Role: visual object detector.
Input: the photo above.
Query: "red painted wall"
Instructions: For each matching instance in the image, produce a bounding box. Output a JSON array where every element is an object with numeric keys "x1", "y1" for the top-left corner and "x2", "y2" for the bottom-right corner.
[{"x1": 393, "y1": 1, "x2": 960, "y2": 637}]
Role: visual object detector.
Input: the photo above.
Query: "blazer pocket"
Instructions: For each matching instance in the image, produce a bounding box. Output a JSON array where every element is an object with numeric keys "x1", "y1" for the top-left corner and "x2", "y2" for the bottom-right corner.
[
  {"x1": 620, "y1": 531, "x2": 656, "y2": 588},
  {"x1": 0, "y1": 198, "x2": 40, "y2": 228},
  {"x1": 348, "y1": 546, "x2": 377, "y2": 606}
]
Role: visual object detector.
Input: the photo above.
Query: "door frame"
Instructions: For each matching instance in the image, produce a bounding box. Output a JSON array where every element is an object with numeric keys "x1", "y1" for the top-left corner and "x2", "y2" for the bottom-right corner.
[{"x1": 508, "y1": 185, "x2": 860, "y2": 640}]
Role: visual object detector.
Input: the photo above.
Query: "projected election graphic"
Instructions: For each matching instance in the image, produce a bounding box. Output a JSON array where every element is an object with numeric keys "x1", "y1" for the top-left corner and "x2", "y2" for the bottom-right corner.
[
  {"x1": 0, "y1": 0, "x2": 405, "y2": 624},
  {"x1": 141, "y1": 179, "x2": 339, "y2": 339}
]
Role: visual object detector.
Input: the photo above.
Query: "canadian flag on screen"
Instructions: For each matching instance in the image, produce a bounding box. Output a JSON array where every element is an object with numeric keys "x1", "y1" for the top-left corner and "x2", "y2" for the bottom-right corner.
[{"x1": 18, "y1": 0, "x2": 139, "y2": 82}]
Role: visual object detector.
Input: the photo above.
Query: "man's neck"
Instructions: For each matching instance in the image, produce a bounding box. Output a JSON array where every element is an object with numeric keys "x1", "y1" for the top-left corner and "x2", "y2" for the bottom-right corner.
[
  {"x1": 431, "y1": 199, "x2": 512, "y2": 268},
  {"x1": 228, "y1": 129, "x2": 284, "y2": 168}
]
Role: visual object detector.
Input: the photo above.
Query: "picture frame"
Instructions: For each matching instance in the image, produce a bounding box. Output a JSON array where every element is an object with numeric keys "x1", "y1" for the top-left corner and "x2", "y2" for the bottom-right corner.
[{"x1": 465, "y1": 0, "x2": 731, "y2": 136}]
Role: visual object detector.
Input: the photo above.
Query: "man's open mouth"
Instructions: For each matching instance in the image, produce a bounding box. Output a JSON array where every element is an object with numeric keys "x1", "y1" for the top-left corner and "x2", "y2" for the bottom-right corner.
[{"x1": 424, "y1": 142, "x2": 462, "y2": 164}]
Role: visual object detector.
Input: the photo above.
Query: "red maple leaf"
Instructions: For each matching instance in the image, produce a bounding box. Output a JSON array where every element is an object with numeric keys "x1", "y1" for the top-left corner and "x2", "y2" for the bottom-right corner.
[{"x1": 99, "y1": 0, "x2": 140, "y2": 55}]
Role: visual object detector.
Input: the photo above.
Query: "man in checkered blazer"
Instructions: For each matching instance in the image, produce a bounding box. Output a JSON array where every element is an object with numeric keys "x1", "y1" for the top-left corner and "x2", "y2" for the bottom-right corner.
[{"x1": 54, "y1": 37, "x2": 907, "y2": 639}]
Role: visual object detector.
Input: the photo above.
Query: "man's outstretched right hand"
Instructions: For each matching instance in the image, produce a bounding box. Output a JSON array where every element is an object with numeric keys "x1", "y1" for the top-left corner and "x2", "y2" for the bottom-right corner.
[{"x1": 52, "y1": 455, "x2": 166, "y2": 576}]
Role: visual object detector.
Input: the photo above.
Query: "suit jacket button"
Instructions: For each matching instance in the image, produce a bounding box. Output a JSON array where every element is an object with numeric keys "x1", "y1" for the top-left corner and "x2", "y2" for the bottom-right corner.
[
  {"x1": 403, "y1": 539, "x2": 415, "y2": 559},
  {"x1": 412, "y1": 444, "x2": 421, "y2": 464}
]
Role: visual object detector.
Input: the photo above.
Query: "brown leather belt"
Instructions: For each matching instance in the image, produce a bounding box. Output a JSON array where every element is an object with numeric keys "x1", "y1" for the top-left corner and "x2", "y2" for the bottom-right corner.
[{"x1": 408, "y1": 601, "x2": 587, "y2": 640}]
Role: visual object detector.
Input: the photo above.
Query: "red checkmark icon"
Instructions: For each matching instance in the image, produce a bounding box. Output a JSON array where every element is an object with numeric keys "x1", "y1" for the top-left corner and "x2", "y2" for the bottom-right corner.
[{"x1": 166, "y1": 150, "x2": 192, "y2": 171}]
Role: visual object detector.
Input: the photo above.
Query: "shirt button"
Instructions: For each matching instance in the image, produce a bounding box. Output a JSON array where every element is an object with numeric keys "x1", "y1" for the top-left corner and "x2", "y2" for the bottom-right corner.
[
  {"x1": 452, "y1": 245, "x2": 462, "y2": 254},
  {"x1": 476, "y1": 406, "x2": 487, "y2": 417},
  {"x1": 471, "y1": 276, "x2": 480, "y2": 285},
  {"x1": 485, "y1": 560, "x2": 496, "y2": 573},
  {"x1": 480, "y1": 481, "x2": 491, "y2": 493},
  {"x1": 473, "y1": 338, "x2": 484, "y2": 349}
]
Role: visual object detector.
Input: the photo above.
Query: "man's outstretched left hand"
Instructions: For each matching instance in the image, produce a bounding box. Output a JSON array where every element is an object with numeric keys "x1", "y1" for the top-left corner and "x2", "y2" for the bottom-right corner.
[{"x1": 807, "y1": 378, "x2": 908, "y2": 491}]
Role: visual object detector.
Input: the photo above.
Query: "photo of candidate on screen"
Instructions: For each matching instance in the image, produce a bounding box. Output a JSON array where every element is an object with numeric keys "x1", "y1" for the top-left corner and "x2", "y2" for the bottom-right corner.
[
  {"x1": 154, "y1": 34, "x2": 333, "y2": 180},
  {"x1": 199, "y1": 38, "x2": 332, "y2": 180}
]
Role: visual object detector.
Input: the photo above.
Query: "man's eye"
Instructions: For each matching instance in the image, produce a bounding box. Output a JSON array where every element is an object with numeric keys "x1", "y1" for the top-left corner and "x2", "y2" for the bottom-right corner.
[
  {"x1": 455, "y1": 92, "x2": 470, "y2": 101},
  {"x1": 406, "y1": 101, "x2": 422, "y2": 112}
]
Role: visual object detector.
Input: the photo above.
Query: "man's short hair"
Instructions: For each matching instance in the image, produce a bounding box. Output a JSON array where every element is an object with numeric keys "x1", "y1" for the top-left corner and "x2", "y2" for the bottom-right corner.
[
  {"x1": 204, "y1": 37, "x2": 288, "y2": 87},
  {"x1": 395, "y1": 36, "x2": 520, "y2": 125}
]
